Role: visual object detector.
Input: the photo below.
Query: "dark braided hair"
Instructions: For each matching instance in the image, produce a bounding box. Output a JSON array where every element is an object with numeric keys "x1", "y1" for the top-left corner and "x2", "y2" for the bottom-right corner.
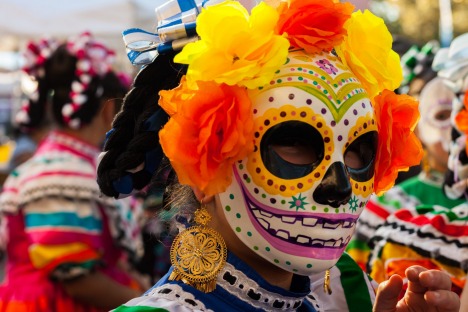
[
  {"x1": 19, "y1": 44, "x2": 128, "y2": 131},
  {"x1": 97, "y1": 51, "x2": 186, "y2": 198}
]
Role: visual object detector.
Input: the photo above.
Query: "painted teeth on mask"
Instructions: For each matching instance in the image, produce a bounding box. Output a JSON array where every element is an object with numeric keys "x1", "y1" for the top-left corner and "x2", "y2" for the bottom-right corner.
[
  {"x1": 302, "y1": 217, "x2": 318, "y2": 226},
  {"x1": 252, "y1": 209, "x2": 355, "y2": 229},
  {"x1": 252, "y1": 208, "x2": 354, "y2": 248}
]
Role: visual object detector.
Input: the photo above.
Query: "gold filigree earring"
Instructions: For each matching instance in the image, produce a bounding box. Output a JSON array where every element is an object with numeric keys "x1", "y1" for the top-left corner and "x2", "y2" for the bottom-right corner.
[
  {"x1": 169, "y1": 202, "x2": 227, "y2": 293},
  {"x1": 323, "y1": 269, "x2": 332, "y2": 295}
]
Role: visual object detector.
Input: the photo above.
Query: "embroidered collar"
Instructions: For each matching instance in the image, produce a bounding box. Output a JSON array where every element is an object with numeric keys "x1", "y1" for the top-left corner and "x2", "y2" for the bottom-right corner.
[
  {"x1": 147, "y1": 251, "x2": 312, "y2": 311},
  {"x1": 216, "y1": 252, "x2": 310, "y2": 310}
]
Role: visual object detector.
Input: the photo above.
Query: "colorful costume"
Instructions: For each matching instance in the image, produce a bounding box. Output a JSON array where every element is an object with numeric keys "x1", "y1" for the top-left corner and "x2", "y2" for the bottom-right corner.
[
  {"x1": 0, "y1": 131, "x2": 140, "y2": 311},
  {"x1": 358, "y1": 34, "x2": 468, "y2": 296},
  {"x1": 115, "y1": 252, "x2": 376, "y2": 312},
  {"x1": 348, "y1": 76, "x2": 463, "y2": 270}
]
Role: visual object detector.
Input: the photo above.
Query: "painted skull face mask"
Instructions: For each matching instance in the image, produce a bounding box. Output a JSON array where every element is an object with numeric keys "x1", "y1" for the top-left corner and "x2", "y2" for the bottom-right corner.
[
  {"x1": 137, "y1": 0, "x2": 422, "y2": 285},
  {"x1": 219, "y1": 50, "x2": 377, "y2": 274},
  {"x1": 417, "y1": 78, "x2": 454, "y2": 151}
]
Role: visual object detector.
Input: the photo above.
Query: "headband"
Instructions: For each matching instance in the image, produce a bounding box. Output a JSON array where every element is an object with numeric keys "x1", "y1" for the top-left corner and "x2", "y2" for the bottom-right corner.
[
  {"x1": 109, "y1": 0, "x2": 422, "y2": 198},
  {"x1": 16, "y1": 37, "x2": 59, "y2": 127}
]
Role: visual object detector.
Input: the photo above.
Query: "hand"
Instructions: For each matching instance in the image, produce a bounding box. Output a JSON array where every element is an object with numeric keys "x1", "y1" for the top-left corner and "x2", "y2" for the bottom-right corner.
[{"x1": 373, "y1": 266, "x2": 459, "y2": 312}]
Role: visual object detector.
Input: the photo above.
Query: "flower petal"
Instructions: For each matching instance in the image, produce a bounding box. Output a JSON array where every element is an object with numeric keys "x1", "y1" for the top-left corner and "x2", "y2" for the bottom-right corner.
[
  {"x1": 373, "y1": 90, "x2": 423, "y2": 195},
  {"x1": 335, "y1": 10, "x2": 403, "y2": 99},
  {"x1": 174, "y1": 1, "x2": 289, "y2": 89}
]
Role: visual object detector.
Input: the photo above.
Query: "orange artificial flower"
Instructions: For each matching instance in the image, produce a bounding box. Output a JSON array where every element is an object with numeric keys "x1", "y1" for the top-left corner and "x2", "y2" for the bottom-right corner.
[
  {"x1": 373, "y1": 90, "x2": 423, "y2": 196},
  {"x1": 276, "y1": 0, "x2": 354, "y2": 54},
  {"x1": 159, "y1": 78, "x2": 254, "y2": 197},
  {"x1": 455, "y1": 108, "x2": 468, "y2": 134},
  {"x1": 159, "y1": 76, "x2": 189, "y2": 116},
  {"x1": 455, "y1": 90, "x2": 468, "y2": 154},
  {"x1": 455, "y1": 89, "x2": 468, "y2": 133}
]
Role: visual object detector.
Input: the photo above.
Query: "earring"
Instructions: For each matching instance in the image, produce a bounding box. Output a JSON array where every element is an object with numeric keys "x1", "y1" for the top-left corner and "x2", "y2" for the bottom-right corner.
[
  {"x1": 169, "y1": 202, "x2": 227, "y2": 293},
  {"x1": 323, "y1": 269, "x2": 332, "y2": 295},
  {"x1": 422, "y1": 148, "x2": 430, "y2": 174}
]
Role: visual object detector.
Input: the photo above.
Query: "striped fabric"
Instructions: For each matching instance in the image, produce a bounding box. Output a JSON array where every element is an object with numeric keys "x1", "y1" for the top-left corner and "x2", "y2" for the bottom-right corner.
[
  {"x1": 310, "y1": 253, "x2": 376, "y2": 312},
  {"x1": 348, "y1": 171, "x2": 465, "y2": 271},
  {"x1": 368, "y1": 204, "x2": 468, "y2": 295},
  {"x1": 0, "y1": 131, "x2": 140, "y2": 311},
  {"x1": 0, "y1": 131, "x2": 115, "y2": 213}
]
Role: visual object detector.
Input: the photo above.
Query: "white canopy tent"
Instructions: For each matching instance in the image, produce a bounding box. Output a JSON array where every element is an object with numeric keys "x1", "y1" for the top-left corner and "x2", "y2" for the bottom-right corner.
[
  {"x1": 0, "y1": 0, "x2": 169, "y2": 141},
  {"x1": 0, "y1": 0, "x2": 169, "y2": 70}
]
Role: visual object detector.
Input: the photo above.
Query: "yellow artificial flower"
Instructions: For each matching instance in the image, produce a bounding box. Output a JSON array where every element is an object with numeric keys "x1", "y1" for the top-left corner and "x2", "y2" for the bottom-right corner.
[
  {"x1": 174, "y1": 1, "x2": 289, "y2": 89},
  {"x1": 335, "y1": 10, "x2": 403, "y2": 99}
]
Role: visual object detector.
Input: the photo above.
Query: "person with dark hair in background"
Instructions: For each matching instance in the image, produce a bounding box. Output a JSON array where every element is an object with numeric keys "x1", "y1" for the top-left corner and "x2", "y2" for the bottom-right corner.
[{"x1": 0, "y1": 32, "x2": 145, "y2": 311}]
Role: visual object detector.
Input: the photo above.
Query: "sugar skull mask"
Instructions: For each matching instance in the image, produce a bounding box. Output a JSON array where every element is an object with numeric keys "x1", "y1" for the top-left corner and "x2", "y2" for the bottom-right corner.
[
  {"x1": 218, "y1": 50, "x2": 377, "y2": 274},
  {"x1": 417, "y1": 78, "x2": 454, "y2": 151},
  {"x1": 138, "y1": 0, "x2": 421, "y2": 288}
]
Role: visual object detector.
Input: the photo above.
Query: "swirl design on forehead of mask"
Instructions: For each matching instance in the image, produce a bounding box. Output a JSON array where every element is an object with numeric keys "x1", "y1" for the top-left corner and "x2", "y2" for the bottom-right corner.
[{"x1": 251, "y1": 51, "x2": 368, "y2": 123}]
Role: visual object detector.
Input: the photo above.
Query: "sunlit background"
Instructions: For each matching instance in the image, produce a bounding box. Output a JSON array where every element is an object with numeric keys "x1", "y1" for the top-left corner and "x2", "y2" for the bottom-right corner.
[{"x1": 371, "y1": 0, "x2": 468, "y2": 46}]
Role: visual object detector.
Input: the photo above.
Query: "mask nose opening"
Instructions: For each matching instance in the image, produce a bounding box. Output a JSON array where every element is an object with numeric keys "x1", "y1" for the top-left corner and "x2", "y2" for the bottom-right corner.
[{"x1": 313, "y1": 161, "x2": 351, "y2": 208}]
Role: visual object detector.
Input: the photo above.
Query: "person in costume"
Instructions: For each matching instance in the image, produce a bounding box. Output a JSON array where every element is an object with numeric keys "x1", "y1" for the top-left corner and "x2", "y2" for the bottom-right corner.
[
  {"x1": 0, "y1": 32, "x2": 146, "y2": 311},
  {"x1": 393, "y1": 41, "x2": 439, "y2": 184},
  {"x1": 97, "y1": 0, "x2": 460, "y2": 311},
  {"x1": 347, "y1": 76, "x2": 465, "y2": 271},
  {"x1": 364, "y1": 33, "x2": 468, "y2": 299}
]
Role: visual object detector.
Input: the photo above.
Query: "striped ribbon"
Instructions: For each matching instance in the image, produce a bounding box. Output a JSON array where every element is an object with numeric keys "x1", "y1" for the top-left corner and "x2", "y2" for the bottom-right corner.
[{"x1": 123, "y1": 0, "x2": 212, "y2": 65}]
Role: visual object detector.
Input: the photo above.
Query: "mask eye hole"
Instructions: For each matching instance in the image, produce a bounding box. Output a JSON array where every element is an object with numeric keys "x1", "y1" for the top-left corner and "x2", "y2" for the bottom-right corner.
[
  {"x1": 344, "y1": 131, "x2": 377, "y2": 181},
  {"x1": 434, "y1": 109, "x2": 451, "y2": 122},
  {"x1": 261, "y1": 121, "x2": 324, "y2": 179}
]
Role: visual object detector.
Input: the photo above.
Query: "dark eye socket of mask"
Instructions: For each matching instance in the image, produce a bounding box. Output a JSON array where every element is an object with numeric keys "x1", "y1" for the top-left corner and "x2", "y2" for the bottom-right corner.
[
  {"x1": 433, "y1": 109, "x2": 451, "y2": 121},
  {"x1": 261, "y1": 121, "x2": 324, "y2": 179},
  {"x1": 344, "y1": 131, "x2": 377, "y2": 182}
]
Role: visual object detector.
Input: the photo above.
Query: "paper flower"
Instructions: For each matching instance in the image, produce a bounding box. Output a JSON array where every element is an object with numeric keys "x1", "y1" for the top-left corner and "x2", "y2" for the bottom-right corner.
[
  {"x1": 159, "y1": 78, "x2": 254, "y2": 196},
  {"x1": 455, "y1": 90, "x2": 468, "y2": 153},
  {"x1": 335, "y1": 10, "x2": 403, "y2": 99},
  {"x1": 174, "y1": 1, "x2": 289, "y2": 89},
  {"x1": 373, "y1": 90, "x2": 423, "y2": 196},
  {"x1": 276, "y1": 0, "x2": 354, "y2": 54}
]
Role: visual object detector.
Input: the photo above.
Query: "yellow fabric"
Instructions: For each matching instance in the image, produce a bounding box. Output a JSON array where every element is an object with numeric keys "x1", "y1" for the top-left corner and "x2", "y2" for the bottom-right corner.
[
  {"x1": 347, "y1": 248, "x2": 370, "y2": 270},
  {"x1": 29, "y1": 242, "x2": 92, "y2": 269},
  {"x1": 0, "y1": 141, "x2": 15, "y2": 168}
]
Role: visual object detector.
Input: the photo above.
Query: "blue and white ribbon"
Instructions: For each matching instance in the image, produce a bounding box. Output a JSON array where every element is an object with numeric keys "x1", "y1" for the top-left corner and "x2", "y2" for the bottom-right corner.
[{"x1": 123, "y1": 0, "x2": 208, "y2": 65}]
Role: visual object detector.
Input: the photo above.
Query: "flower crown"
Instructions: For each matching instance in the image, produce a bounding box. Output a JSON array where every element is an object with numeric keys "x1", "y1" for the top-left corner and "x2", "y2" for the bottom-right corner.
[
  {"x1": 121, "y1": 0, "x2": 422, "y2": 197},
  {"x1": 17, "y1": 32, "x2": 117, "y2": 129}
]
